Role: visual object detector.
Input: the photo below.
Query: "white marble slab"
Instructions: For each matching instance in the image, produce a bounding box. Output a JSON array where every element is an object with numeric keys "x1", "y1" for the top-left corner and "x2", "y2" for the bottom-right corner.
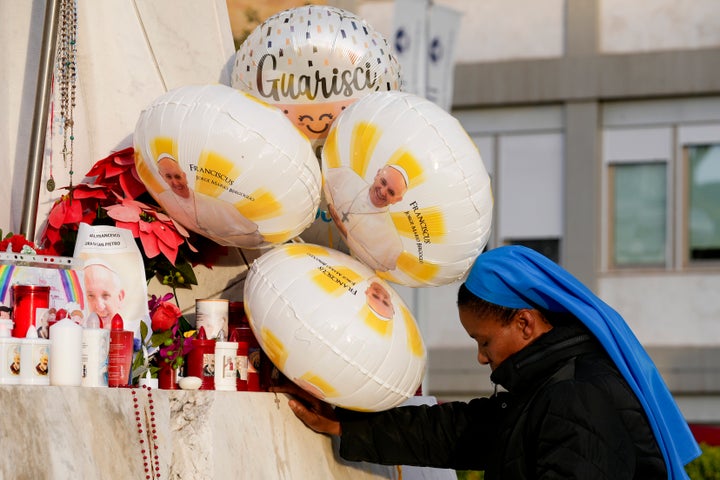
[{"x1": 0, "y1": 386, "x2": 399, "y2": 479}]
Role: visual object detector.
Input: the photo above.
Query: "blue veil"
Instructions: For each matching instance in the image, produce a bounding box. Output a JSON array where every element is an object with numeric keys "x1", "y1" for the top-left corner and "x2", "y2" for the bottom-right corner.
[{"x1": 464, "y1": 245, "x2": 700, "y2": 479}]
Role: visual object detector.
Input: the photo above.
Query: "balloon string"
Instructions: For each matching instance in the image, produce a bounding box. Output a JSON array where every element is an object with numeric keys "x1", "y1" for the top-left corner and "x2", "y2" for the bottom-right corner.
[{"x1": 238, "y1": 248, "x2": 250, "y2": 270}]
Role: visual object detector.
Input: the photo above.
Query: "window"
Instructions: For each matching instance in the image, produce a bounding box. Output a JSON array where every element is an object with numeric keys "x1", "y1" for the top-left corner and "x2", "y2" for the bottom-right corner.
[
  {"x1": 609, "y1": 162, "x2": 667, "y2": 267},
  {"x1": 506, "y1": 238, "x2": 560, "y2": 263},
  {"x1": 686, "y1": 144, "x2": 720, "y2": 261}
]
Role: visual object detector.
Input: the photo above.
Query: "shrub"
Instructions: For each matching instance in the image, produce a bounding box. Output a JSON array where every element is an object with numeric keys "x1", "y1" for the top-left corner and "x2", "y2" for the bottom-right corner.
[
  {"x1": 686, "y1": 443, "x2": 720, "y2": 480},
  {"x1": 456, "y1": 471, "x2": 483, "y2": 480},
  {"x1": 455, "y1": 444, "x2": 720, "y2": 480}
]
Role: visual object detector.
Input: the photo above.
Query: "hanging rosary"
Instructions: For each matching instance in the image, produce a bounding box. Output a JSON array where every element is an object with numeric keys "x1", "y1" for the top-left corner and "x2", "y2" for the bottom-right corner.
[
  {"x1": 132, "y1": 386, "x2": 162, "y2": 479},
  {"x1": 50, "y1": 0, "x2": 78, "y2": 192}
]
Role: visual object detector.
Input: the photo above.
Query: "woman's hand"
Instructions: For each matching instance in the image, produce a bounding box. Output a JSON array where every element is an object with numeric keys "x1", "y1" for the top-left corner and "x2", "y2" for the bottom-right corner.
[{"x1": 270, "y1": 383, "x2": 342, "y2": 436}]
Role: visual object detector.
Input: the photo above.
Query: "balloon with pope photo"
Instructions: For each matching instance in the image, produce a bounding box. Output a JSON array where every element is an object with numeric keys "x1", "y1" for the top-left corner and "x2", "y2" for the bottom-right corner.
[
  {"x1": 133, "y1": 84, "x2": 321, "y2": 249},
  {"x1": 321, "y1": 91, "x2": 494, "y2": 287},
  {"x1": 243, "y1": 242, "x2": 426, "y2": 412},
  {"x1": 231, "y1": 5, "x2": 402, "y2": 157}
]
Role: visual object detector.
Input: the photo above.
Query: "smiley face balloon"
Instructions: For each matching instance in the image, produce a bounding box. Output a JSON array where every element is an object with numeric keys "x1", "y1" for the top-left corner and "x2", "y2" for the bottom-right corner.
[
  {"x1": 231, "y1": 6, "x2": 402, "y2": 156},
  {"x1": 243, "y1": 243, "x2": 426, "y2": 412}
]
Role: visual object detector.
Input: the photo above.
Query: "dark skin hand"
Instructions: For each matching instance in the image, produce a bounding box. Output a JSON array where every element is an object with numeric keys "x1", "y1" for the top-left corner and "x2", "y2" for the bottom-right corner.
[{"x1": 270, "y1": 383, "x2": 342, "y2": 436}]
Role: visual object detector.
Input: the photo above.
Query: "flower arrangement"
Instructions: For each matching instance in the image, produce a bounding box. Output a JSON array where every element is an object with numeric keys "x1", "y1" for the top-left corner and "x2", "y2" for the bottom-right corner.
[
  {"x1": 0, "y1": 231, "x2": 52, "y2": 255},
  {"x1": 38, "y1": 147, "x2": 233, "y2": 382},
  {"x1": 39, "y1": 147, "x2": 229, "y2": 290},
  {"x1": 134, "y1": 293, "x2": 195, "y2": 379}
]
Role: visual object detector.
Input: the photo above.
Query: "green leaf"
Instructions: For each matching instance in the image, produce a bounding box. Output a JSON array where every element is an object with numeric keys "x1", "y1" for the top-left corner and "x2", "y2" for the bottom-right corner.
[
  {"x1": 150, "y1": 330, "x2": 173, "y2": 347},
  {"x1": 131, "y1": 350, "x2": 145, "y2": 371},
  {"x1": 178, "y1": 315, "x2": 193, "y2": 333},
  {"x1": 173, "y1": 357, "x2": 184, "y2": 370},
  {"x1": 174, "y1": 261, "x2": 198, "y2": 286}
]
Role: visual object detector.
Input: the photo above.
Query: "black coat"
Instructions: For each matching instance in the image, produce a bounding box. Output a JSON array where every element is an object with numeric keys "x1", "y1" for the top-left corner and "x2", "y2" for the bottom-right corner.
[{"x1": 337, "y1": 323, "x2": 667, "y2": 479}]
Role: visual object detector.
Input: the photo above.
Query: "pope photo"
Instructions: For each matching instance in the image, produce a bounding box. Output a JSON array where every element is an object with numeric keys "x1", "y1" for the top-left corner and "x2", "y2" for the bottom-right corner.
[
  {"x1": 77, "y1": 245, "x2": 150, "y2": 339},
  {"x1": 153, "y1": 153, "x2": 265, "y2": 248},
  {"x1": 325, "y1": 164, "x2": 408, "y2": 272}
]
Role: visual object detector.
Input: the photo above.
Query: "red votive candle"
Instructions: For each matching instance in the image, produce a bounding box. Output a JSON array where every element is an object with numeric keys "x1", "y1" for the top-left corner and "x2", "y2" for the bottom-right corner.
[
  {"x1": 11, "y1": 285, "x2": 50, "y2": 338},
  {"x1": 185, "y1": 327, "x2": 216, "y2": 390},
  {"x1": 108, "y1": 314, "x2": 133, "y2": 387}
]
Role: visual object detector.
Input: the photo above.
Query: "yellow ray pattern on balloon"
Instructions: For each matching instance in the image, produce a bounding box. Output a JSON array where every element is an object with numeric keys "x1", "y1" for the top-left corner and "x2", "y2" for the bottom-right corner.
[
  {"x1": 298, "y1": 372, "x2": 339, "y2": 398},
  {"x1": 260, "y1": 327, "x2": 288, "y2": 369},
  {"x1": 260, "y1": 327, "x2": 289, "y2": 370},
  {"x1": 390, "y1": 206, "x2": 446, "y2": 242},
  {"x1": 142, "y1": 136, "x2": 180, "y2": 195},
  {"x1": 377, "y1": 270, "x2": 403, "y2": 284},
  {"x1": 286, "y1": 243, "x2": 329, "y2": 258},
  {"x1": 261, "y1": 231, "x2": 293, "y2": 244},
  {"x1": 379, "y1": 251, "x2": 441, "y2": 285},
  {"x1": 135, "y1": 151, "x2": 165, "y2": 196},
  {"x1": 400, "y1": 304, "x2": 425, "y2": 357},
  {"x1": 150, "y1": 136, "x2": 178, "y2": 163},
  {"x1": 350, "y1": 121, "x2": 380, "y2": 177},
  {"x1": 195, "y1": 151, "x2": 242, "y2": 198},
  {"x1": 387, "y1": 148, "x2": 425, "y2": 190},
  {"x1": 234, "y1": 188, "x2": 283, "y2": 222},
  {"x1": 359, "y1": 304, "x2": 393, "y2": 337},
  {"x1": 323, "y1": 124, "x2": 341, "y2": 169},
  {"x1": 239, "y1": 89, "x2": 272, "y2": 109},
  {"x1": 310, "y1": 265, "x2": 364, "y2": 297}
]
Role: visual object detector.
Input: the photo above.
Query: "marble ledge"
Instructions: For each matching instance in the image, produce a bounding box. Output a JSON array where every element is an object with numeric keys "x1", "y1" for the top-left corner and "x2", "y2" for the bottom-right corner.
[{"x1": 0, "y1": 386, "x2": 402, "y2": 480}]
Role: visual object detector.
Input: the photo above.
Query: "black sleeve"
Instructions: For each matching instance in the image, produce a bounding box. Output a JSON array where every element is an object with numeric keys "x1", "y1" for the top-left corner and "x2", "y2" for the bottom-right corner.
[
  {"x1": 528, "y1": 381, "x2": 637, "y2": 479},
  {"x1": 337, "y1": 396, "x2": 502, "y2": 470}
]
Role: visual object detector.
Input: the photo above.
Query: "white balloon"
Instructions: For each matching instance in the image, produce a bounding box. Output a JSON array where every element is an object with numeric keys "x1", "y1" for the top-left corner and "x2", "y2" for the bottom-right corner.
[
  {"x1": 231, "y1": 5, "x2": 402, "y2": 156},
  {"x1": 134, "y1": 84, "x2": 321, "y2": 248},
  {"x1": 322, "y1": 91, "x2": 493, "y2": 287},
  {"x1": 244, "y1": 243, "x2": 426, "y2": 412}
]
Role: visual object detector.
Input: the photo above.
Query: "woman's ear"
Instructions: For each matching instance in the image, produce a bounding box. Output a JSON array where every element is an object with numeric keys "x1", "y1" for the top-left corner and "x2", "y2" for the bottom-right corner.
[{"x1": 514, "y1": 309, "x2": 552, "y2": 341}]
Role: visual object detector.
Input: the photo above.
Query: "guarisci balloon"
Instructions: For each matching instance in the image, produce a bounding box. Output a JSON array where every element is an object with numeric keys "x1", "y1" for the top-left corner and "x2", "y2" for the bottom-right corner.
[
  {"x1": 322, "y1": 91, "x2": 494, "y2": 287},
  {"x1": 243, "y1": 243, "x2": 426, "y2": 412},
  {"x1": 231, "y1": 5, "x2": 402, "y2": 156},
  {"x1": 133, "y1": 84, "x2": 321, "y2": 249}
]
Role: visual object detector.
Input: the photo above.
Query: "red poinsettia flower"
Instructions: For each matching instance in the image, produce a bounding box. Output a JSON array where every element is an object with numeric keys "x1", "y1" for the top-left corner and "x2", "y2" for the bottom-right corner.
[
  {"x1": 104, "y1": 197, "x2": 143, "y2": 225},
  {"x1": 85, "y1": 147, "x2": 146, "y2": 200},
  {"x1": 40, "y1": 148, "x2": 219, "y2": 291},
  {"x1": 41, "y1": 182, "x2": 117, "y2": 253},
  {"x1": 47, "y1": 184, "x2": 110, "y2": 229},
  {"x1": 105, "y1": 198, "x2": 193, "y2": 266}
]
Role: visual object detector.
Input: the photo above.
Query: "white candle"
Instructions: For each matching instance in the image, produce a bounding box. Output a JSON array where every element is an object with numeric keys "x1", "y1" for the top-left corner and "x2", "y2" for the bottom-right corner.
[
  {"x1": 138, "y1": 369, "x2": 158, "y2": 389},
  {"x1": 81, "y1": 328, "x2": 109, "y2": 387},
  {"x1": 49, "y1": 318, "x2": 83, "y2": 386},
  {"x1": 214, "y1": 339, "x2": 239, "y2": 391},
  {"x1": 196, "y1": 299, "x2": 229, "y2": 340},
  {"x1": 20, "y1": 327, "x2": 50, "y2": 385},
  {"x1": 0, "y1": 323, "x2": 21, "y2": 385}
]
